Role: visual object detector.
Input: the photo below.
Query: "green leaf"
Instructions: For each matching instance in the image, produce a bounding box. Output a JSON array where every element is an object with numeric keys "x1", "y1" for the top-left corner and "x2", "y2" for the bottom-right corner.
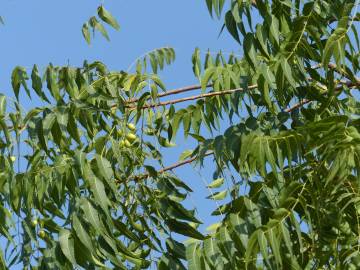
[
  {"x1": 207, "y1": 178, "x2": 224, "y2": 189},
  {"x1": 59, "y1": 229, "x2": 77, "y2": 265},
  {"x1": 205, "y1": 0, "x2": 213, "y2": 16},
  {"x1": 89, "y1": 16, "x2": 109, "y2": 41},
  {"x1": 158, "y1": 254, "x2": 186, "y2": 270},
  {"x1": 179, "y1": 149, "x2": 193, "y2": 161},
  {"x1": 243, "y1": 33, "x2": 258, "y2": 69},
  {"x1": 0, "y1": 249, "x2": 6, "y2": 270},
  {"x1": 72, "y1": 215, "x2": 93, "y2": 252},
  {"x1": 95, "y1": 154, "x2": 113, "y2": 181},
  {"x1": 267, "y1": 227, "x2": 282, "y2": 266},
  {"x1": 207, "y1": 190, "x2": 227, "y2": 200},
  {"x1": 46, "y1": 65, "x2": 61, "y2": 102},
  {"x1": 280, "y1": 57, "x2": 297, "y2": 88},
  {"x1": 0, "y1": 95, "x2": 6, "y2": 116},
  {"x1": 206, "y1": 222, "x2": 221, "y2": 232},
  {"x1": 84, "y1": 166, "x2": 110, "y2": 214},
  {"x1": 67, "y1": 112, "x2": 81, "y2": 144},
  {"x1": 244, "y1": 231, "x2": 259, "y2": 266},
  {"x1": 97, "y1": 5, "x2": 120, "y2": 30},
  {"x1": 11, "y1": 66, "x2": 30, "y2": 100},
  {"x1": 167, "y1": 219, "x2": 205, "y2": 240},
  {"x1": 166, "y1": 238, "x2": 186, "y2": 260},
  {"x1": 192, "y1": 47, "x2": 201, "y2": 79},
  {"x1": 31, "y1": 64, "x2": 49, "y2": 102},
  {"x1": 225, "y1": 11, "x2": 240, "y2": 43},
  {"x1": 322, "y1": 3, "x2": 354, "y2": 68},
  {"x1": 160, "y1": 198, "x2": 201, "y2": 223},
  {"x1": 74, "y1": 150, "x2": 87, "y2": 176},
  {"x1": 80, "y1": 199, "x2": 105, "y2": 234},
  {"x1": 201, "y1": 67, "x2": 215, "y2": 90},
  {"x1": 82, "y1": 22, "x2": 91, "y2": 44},
  {"x1": 186, "y1": 242, "x2": 203, "y2": 270},
  {"x1": 204, "y1": 236, "x2": 222, "y2": 268}
]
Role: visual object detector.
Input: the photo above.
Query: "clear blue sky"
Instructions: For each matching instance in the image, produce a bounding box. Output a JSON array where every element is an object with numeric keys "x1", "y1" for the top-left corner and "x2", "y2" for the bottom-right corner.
[{"x1": 1, "y1": 0, "x2": 240, "y2": 268}]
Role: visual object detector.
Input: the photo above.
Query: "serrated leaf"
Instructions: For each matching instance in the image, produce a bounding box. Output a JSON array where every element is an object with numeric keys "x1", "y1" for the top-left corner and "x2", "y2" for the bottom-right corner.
[
  {"x1": 186, "y1": 242, "x2": 203, "y2": 270},
  {"x1": 12, "y1": 66, "x2": 30, "y2": 100},
  {"x1": 95, "y1": 154, "x2": 113, "y2": 181},
  {"x1": 59, "y1": 229, "x2": 77, "y2": 264},
  {"x1": 89, "y1": 16, "x2": 109, "y2": 41},
  {"x1": 179, "y1": 150, "x2": 193, "y2": 161},
  {"x1": 97, "y1": 5, "x2": 120, "y2": 30},
  {"x1": 72, "y1": 215, "x2": 93, "y2": 252},
  {"x1": 225, "y1": 11, "x2": 240, "y2": 43},
  {"x1": 167, "y1": 219, "x2": 205, "y2": 240},
  {"x1": 0, "y1": 95, "x2": 6, "y2": 116},
  {"x1": 82, "y1": 23, "x2": 91, "y2": 44},
  {"x1": 207, "y1": 178, "x2": 224, "y2": 189},
  {"x1": 85, "y1": 168, "x2": 110, "y2": 214},
  {"x1": 201, "y1": 67, "x2": 215, "y2": 90},
  {"x1": 80, "y1": 199, "x2": 105, "y2": 234},
  {"x1": 207, "y1": 190, "x2": 227, "y2": 200},
  {"x1": 206, "y1": 222, "x2": 221, "y2": 232}
]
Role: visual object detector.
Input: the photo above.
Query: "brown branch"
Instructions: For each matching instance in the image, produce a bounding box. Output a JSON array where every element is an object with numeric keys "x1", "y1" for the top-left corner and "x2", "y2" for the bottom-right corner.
[
  {"x1": 325, "y1": 63, "x2": 360, "y2": 83},
  {"x1": 285, "y1": 81, "x2": 360, "y2": 113},
  {"x1": 120, "y1": 151, "x2": 214, "y2": 183},
  {"x1": 128, "y1": 84, "x2": 259, "y2": 110},
  {"x1": 285, "y1": 99, "x2": 311, "y2": 113},
  {"x1": 129, "y1": 79, "x2": 360, "y2": 111},
  {"x1": 124, "y1": 62, "x2": 355, "y2": 110},
  {"x1": 127, "y1": 84, "x2": 213, "y2": 103},
  {"x1": 125, "y1": 63, "x2": 343, "y2": 105},
  {"x1": 158, "y1": 151, "x2": 214, "y2": 174}
]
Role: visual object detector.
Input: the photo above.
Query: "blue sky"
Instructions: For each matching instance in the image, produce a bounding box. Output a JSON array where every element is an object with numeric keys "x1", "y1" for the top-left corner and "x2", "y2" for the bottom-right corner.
[{"x1": 1, "y1": 0, "x2": 241, "y2": 268}]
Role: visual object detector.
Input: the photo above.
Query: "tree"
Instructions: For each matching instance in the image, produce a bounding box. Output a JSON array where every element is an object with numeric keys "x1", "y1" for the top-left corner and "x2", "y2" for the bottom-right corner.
[{"x1": 0, "y1": 0, "x2": 360, "y2": 269}]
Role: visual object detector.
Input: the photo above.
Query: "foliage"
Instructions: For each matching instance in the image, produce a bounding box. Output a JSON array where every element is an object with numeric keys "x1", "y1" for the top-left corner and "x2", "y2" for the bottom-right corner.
[{"x1": 0, "y1": 0, "x2": 360, "y2": 269}]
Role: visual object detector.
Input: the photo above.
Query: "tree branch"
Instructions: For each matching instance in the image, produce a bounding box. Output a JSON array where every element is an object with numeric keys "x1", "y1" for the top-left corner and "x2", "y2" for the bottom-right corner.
[
  {"x1": 127, "y1": 84, "x2": 259, "y2": 110},
  {"x1": 285, "y1": 99, "x2": 311, "y2": 113},
  {"x1": 122, "y1": 151, "x2": 214, "y2": 183},
  {"x1": 124, "y1": 62, "x2": 356, "y2": 110},
  {"x1": 158, "y1": 151, "x2": 214, "y2": 174},
  {"x1": 127, "y1": 84, "x2": 213, "y2": 103},
  {"x1": 128, "y1": 79, "x2": 360, "y2": 110},
  {"x1": 284, "y1": 81, "x2": 360, "y2": 113}
]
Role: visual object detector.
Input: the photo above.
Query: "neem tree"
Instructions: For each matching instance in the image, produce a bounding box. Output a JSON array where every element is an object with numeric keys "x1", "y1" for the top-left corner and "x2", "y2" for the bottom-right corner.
[{"x1": 1, "y1": 0, "x2": 360, "y2": 269}]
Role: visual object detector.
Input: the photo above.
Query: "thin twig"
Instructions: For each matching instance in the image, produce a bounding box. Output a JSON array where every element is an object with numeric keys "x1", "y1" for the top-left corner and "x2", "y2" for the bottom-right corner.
[
  {"x1": 285, "y1": 81, "x2": 360, "y2": 113},
  {"x1": 285, "y1": 99, "x2": 311, "y2": 113},
  {"x1": 127, "y1": 84, "x2": 259, "y2": 110},
  {"x1": 158, "y1": 151, "x2": 213, "y2": 174},
  {"x1": 127, "y1": 84, "x2": 213, "y2": 103},
  {"x1": 124, "y1": 62, "x2": 356, "y2": 109},
  {"x1": 129, "y1": 79, "x2": 360, "y2": 110},
  {"x1": 124, "y1": 151, "x2": 214, "y2": 182}
]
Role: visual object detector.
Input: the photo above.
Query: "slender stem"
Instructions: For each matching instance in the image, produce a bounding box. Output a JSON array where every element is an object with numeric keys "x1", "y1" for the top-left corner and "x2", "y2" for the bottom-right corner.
[
  {"x1": 285, "y1": 81, "x2": 359, "y2": 113},
  {"x1": 127, "y1": 84, "x2": 213, "y2": 103},
  {"x1": 127, "y1": 84, "x2": 259, "y2": 110},
  {"x1": 125, "y1": 62, "x2": 357, "y2": 105},
  {"x1": 285, "y1": 99, "x2": 311, "y2": 113},
  {"x1": 126, "y1": 151, "x2": 214, "y2": 182},
  {"x1": 158, "y1": 151, "x2": 213, "y2": 174}
]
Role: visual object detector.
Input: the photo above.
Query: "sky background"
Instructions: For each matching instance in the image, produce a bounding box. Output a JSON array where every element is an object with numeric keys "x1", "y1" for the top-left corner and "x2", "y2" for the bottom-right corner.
[{"x1": 1, "y1": 0, "x2": 241, "y2": 268}]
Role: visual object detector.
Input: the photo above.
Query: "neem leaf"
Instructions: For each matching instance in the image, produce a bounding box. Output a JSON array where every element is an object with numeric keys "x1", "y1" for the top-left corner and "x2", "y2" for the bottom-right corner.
[
  {"x1": 167, "y1": 219, "x2": 205, "y2": 240},
  {"x1": 59, "y1": 229, "x2": 77, "y2": 264},
  {"x1": 82, "y1": 22, "x2": 91, "y2": 44},
  {"x1": 206, "y1": 190, "x2": 228, "y2": 200},
  {"x1": 207, "y1": 178, "x2": 224, "y2": 189},
  {"x1": 0, "y1": 95, "x2": 6, "y2": 116},
  {"x1": 97, "y1": 6, "x2": 120, "y2": 31}
]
